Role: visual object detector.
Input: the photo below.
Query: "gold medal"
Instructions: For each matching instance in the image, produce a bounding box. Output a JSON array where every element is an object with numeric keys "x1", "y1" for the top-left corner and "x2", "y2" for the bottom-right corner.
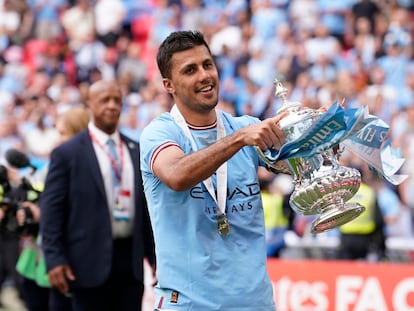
[{"x1": 217, "y1": 214, "x2": 230, "y2": 236}]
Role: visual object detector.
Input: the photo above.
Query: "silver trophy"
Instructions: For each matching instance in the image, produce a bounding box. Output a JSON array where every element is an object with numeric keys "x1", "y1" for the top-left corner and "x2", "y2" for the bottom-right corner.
[{"x1": 258, "y1": 79, "x2": 365, "y2": 233}]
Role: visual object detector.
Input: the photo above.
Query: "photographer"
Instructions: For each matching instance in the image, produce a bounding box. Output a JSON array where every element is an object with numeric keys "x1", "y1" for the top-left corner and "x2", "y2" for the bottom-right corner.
[
  {"x1": 1, "y1": 149, "x2": 50, "y2": 309},
  {"x1": 14, "y1": 107, "x2": 89, "y2": 311},
  {"x1": 0, "y1": 162, "x2": 27, "y2": 309},
  {"x1": 13, "y1": 178, "x2": 52, "y2": 311}
]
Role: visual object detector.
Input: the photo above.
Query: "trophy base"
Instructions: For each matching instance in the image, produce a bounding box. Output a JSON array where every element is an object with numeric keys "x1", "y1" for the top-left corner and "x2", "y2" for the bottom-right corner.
[{"x1": 310, "y1": 203, "x2": 365, "y2": 234}]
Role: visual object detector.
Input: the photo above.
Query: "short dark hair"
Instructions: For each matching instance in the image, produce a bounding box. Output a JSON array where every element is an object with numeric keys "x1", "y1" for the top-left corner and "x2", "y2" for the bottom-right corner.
[{"x1": 156, "y1": 30, "x2": 212, "y2": 79}]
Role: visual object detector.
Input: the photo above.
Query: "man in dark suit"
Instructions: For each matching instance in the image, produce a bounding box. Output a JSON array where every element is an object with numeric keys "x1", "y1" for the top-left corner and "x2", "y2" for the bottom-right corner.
[{"x1": 40, "y1": 80, "x2": 156, "y2": 311}]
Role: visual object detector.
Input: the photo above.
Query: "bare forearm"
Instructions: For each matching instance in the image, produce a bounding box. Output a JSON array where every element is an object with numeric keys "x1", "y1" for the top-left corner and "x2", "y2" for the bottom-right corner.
[{"x1": 164, "y1": 131, "x2": 246, "y2": 191}]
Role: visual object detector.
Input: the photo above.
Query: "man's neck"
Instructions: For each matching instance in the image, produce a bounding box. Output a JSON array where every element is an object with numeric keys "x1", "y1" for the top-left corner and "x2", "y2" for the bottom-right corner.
[{"x1": 174, "y1": 105, "x2": 217, "y2": 127}]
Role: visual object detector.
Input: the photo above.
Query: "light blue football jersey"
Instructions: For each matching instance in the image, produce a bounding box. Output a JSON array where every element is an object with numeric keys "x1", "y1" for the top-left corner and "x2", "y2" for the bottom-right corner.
[{"x1": 140, "y1": 110, "x2": 275, "y2": 311}]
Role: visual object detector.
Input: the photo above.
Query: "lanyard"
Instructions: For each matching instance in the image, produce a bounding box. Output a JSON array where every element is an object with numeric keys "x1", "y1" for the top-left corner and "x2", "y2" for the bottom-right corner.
[
  {"x1": 89, "y1": 130, "x2": 124, "y2": 183},
  {"x1": 170, "y1": 105, "x2": 228, "y2": 216}
]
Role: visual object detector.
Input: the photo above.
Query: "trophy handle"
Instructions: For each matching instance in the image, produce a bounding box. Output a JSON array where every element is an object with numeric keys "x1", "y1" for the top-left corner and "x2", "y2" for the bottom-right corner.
[{"x1": 256, "y1": 146, "x2": 292, "y2": 175}]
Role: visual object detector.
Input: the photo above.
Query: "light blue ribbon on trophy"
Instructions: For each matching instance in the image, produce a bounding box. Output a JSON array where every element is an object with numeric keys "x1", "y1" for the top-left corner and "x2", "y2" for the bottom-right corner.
[{"x1": 263, "y1": 101, "x2": 407, "y2": 185}]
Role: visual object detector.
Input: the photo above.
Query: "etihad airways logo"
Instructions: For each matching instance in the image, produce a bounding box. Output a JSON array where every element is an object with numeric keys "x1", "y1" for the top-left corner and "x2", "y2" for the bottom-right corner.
[
  {"x1": 189, "y1": 182, "x2": 261, "y2": 215},
  {"x1": 189, "y1": 182, "x2": 261, "y2": 200}
]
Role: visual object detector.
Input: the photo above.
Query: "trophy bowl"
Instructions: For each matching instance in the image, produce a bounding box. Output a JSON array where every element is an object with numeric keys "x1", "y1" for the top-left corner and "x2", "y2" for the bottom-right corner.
[{"x1": 258, "y1": 79, "x2": 365, "y2": 233}]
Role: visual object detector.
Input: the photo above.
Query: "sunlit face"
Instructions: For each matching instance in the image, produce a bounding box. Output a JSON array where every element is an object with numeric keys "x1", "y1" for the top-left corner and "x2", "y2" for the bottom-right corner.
[
  {"x1": 163, "y1": 45, "x2": 219, "y2": 114},
  {"x1": 88, "y1": 83, "x2": 122, "y2": 134}
]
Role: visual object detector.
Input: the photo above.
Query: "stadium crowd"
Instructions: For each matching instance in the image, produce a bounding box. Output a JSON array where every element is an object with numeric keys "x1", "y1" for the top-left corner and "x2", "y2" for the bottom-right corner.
[{"x1": 0, "y1": 0, "x2": 414, "y2": 307}]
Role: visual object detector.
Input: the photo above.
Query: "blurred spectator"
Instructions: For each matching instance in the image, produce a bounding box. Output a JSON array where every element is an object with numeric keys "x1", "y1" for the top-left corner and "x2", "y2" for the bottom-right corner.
[
  {"x1": 395, "y1": 63, "x2": 414, "y2": 110},
  {"x1": 98, "y1": 46, "x2": 119, "y2": 81},
  {"x1": 0, "y1": 0, "x2": 20, "y2": 52},
  {"x1": 263, "y1": 23, "x2": 296, "y2": 73},
  {"x1": 351, "y1": 0, "x2": 380, "y2": 36},
  {"x1": 316, "y1": 0, "x2": 353, "y2": 46},
  {"x1": 24, "y1": 70, "x2": 52, "y2": 98},
  {"x1": 246, "y1": 38, "x2": 275, "y2": 88},
  {"x1": 130, "y1": 82, "x2": 168, "y2": 135},
  {"x1": 180, "y1": 0, "x2": 204, "y2": 31},
  {"x1": 209, "y1": 12, "x2": 243, "y2": 57},
  {"x1": 27, "y1": 0, "x2": 67, "y2": 41},
  {"x1": 1, "y1": 45, "x2": 27, "y2": 94},
  {"x1": 47, "y1": 72, "x2": 78, "y2": 113},
  {"x1": 250, "y1": 0, "x2": 287, "y2": 42},
  {"x1": 376, "y1": 32, "x2": 411, "y2": 89},
  {"x1": 288, "y1": 0, "x2": 319, "y2": 33},
  {"x1": 349, "y1": 16, "x2": 380, "y2": 70},
  {"x1": 260, "y1": 170, "x2": 293, "y2": 258},
  {"x1": 361, "y1": 66, "x2": 398, "y2": 123},
  {"x1": 121, "y1": 0, "x2": 156, "y2": 39},
  {"x1": 73, "y1": 32, "x2": 106, "y2": 84},
  {"x1": 337, "y1": 180, "x2": 380, "y2": 260},
  {"x1": 337, "y1": 166, "x2": 400, "y2": 262},
  {"x1": 304, "y1": 23, "x2": 341, "y2": 64},
  {"x1": 116, "y1": 41, "x2": 148, "y2": 92},
  {"x1": 289, "y1": 71, "x2": 318, "y2": 109},
  {"x1": 60, "y1": 0, "x2": 94, "y2": 52},
  {"x1": 54, "y1": 105, "x2": 89, "y2": 143},
  {"x1": 119, "y1": 92, "x2": 143, "y2": 142},
  {"x1": 0, "y1": 104, "x2": 24, "y2": 160},
  {"x1": 148, "y1": 2, "x2": 180, "y2": 50},
  {"x1": 308, "y1": 53, "x2": 337, "y2": 89},
  {"x1": 286, "y1": 43, "x2": 311, "y2": 85},
  {"x1": 334, "y1": 69, "x2": 360, "y2": 109},
  {"x1": 20, "y1": 95, "x2": 60, "y2": 164},
  {"x1": 94, "y1": 0, "x2": 126, "y2": 47},
  {"x1": 396, "y1": 103, "x2": 414, "y2": 232},
  {"x1": 391, "y1": 71, "x2": 414, "y2": 144}
]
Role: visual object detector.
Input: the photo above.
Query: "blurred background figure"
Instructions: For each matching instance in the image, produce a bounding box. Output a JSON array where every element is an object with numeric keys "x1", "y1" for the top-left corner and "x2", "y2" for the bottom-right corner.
[
  {"x1": 337, "y1": 164, "x2": 401, "y2": 262},
  {"x1": 261, "y1": 171, "x2": 294, "y2": 258},
  {"x1": 0, "y1": 160, "x2": 26, "y2": 311},
  {"x1": 15, "y1": 106, "x2": 89, "y2": 311}
]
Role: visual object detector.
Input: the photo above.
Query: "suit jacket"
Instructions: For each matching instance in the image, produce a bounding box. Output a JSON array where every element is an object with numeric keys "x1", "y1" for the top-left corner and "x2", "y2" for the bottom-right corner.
[{"x1": 40, "y1": 129, "x2": 155, "y2": 288}]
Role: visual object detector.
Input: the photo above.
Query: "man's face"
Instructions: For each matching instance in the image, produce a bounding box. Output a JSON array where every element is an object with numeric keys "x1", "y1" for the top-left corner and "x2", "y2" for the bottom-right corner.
[
  {"x1": 88, "y1": 83, "x2": 122, "y2": 134},
  {"x1": 164, "y1": 45, "x2": 219, "y2": 114}
]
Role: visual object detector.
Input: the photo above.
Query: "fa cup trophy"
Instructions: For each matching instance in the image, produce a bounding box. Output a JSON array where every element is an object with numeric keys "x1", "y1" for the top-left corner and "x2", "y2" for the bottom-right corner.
[{"x1": 258, "y1": 79, "x2": 365, "y2": 233}]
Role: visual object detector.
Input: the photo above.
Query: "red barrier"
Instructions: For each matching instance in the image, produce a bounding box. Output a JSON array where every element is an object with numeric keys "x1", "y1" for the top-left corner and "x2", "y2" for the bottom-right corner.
[{"x1": 267, "y1": 259, "x2": 414, "y2": 311}]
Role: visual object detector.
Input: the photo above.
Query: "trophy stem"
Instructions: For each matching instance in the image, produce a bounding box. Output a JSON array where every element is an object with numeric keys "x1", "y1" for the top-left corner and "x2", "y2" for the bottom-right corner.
[{"x1": 318, "y1": 195, "x2": 344, "y2": 215}]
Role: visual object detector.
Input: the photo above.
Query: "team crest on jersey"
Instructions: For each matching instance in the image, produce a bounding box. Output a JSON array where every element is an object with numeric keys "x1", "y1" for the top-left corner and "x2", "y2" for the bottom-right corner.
[{"x1": 170, "y1": 290, "x2": 179, "y2": 303}]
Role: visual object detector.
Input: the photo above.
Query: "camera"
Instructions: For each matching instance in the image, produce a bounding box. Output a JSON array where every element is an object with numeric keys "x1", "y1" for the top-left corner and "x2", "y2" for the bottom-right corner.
[{"x1": 0, "y1": 149, "x2": 41, "y2": 235}]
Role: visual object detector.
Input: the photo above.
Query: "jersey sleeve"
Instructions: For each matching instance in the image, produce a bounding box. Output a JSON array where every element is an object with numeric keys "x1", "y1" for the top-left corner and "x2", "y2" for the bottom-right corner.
[{"x1": 140, "y1": 113, "x2": 186, "y2": 174}]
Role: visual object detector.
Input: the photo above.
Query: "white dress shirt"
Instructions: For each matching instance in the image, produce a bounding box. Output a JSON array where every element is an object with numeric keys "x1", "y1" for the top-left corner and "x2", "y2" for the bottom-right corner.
[{"x1": 88, "y1": 122, "x2": 134, "y2": 238}]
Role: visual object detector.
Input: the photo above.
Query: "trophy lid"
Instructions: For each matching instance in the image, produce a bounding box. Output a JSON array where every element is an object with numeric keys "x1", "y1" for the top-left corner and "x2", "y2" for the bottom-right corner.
[{"x1": 274, "y1": 78, "x2": 302, "y2": 114}]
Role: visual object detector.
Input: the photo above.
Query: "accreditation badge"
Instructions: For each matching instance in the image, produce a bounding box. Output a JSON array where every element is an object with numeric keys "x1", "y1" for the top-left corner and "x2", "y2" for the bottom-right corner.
[{"x1": 113, "y1": 188, "x2": 131, "y2": 221}]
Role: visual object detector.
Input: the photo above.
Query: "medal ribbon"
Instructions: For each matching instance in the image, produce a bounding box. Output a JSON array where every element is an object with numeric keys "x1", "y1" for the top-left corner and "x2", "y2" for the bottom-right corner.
[
  {"x1": 89, "y1": 130, "x2": 124, "y2": 183},
  {"x1": 170, "y1": 105, "x2": 228, "y2": 218}
]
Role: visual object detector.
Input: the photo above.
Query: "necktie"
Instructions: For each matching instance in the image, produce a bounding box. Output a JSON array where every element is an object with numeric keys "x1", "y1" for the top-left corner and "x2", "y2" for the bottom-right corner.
[
  {"x1": 107, "y1": 137, "x2": 120, "y2": 187},
  {"x1": 107, "y1": 137, "x2": 130, "y2": 221}
]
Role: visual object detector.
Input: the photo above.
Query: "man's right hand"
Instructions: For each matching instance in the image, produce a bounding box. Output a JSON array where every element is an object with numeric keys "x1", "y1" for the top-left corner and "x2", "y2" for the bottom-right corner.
[
  {"x1": 240, "y1": 114, "x2": 287, "y2": 152},
  {"x1": 48, "y1": 264, "x2": 76, "y2": 294}
]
